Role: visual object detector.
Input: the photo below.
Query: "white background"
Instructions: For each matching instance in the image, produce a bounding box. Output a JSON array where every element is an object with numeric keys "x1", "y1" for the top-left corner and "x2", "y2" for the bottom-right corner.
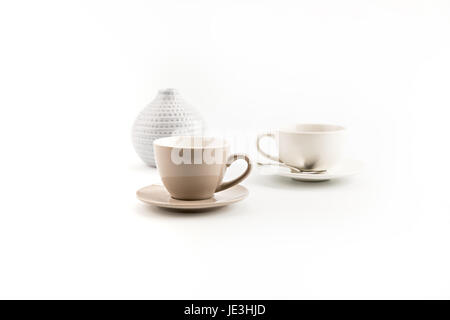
[{"x1": 0, "y1": 0, "x2": 449, "y2": 299}]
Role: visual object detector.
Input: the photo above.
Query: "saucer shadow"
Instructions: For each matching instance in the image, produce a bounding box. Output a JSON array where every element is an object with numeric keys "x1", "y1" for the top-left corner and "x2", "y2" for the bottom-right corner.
[
  {"x1": 135, "y1": 203, "x2": 231, "y2": 218},
  {"x1": 249, "y1": 173, "x2": 356, "y2": 190}
]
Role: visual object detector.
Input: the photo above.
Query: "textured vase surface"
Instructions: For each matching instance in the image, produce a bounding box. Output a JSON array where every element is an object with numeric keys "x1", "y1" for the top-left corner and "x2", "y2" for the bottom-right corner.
[{"x1": 132, "y1": 89, "x2": 204, "y2": 167}]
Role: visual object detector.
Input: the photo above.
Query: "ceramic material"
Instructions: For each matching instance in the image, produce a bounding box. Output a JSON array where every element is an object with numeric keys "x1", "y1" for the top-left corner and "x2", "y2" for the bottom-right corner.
[
  {"x1": 132, "y1": 88, "x2": 204, "y2": 167},
  {"x1": 257, "y1": 123, "x2": 345, "y2": 172},
  {"x1": 258, "y1": 159, "x2": 363, "y2": 182},
  {"x1": 137, "y1": 184, "x2": 249, "y2": 210},
  {"x1": 153, "y1": 136, "x2": 252, "y2": 200}
]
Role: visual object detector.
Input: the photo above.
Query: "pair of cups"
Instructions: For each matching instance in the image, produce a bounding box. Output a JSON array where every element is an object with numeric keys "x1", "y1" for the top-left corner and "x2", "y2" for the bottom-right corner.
[{"x1": 154, "y1": 123, "x2": 345, "y2": 200}]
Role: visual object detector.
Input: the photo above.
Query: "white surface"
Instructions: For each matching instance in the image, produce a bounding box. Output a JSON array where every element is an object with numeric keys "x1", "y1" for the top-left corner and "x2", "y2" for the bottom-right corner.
[{"x1": 0, "y1": 0, "x2": 450, "y2": 299}]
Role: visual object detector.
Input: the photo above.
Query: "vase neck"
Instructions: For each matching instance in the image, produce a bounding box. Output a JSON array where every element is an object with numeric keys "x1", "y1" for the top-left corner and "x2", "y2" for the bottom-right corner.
[{"x1": 158, "y1": 88, "x2": 178, "y2": 95}]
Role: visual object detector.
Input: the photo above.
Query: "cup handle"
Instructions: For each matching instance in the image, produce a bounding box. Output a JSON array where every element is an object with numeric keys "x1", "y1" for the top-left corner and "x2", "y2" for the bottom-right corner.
[
  {"x1": 215, "y1": 154, "x2": 252, "y2": 192},
  {"x1": 256, "y1": 133, "x2": 279, "y2": 162}
]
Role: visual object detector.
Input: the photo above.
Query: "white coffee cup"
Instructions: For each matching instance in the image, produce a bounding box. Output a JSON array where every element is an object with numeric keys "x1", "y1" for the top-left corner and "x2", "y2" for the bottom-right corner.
[{"x1": 257, "y1": 123, "x2": 345, "y2": 172}]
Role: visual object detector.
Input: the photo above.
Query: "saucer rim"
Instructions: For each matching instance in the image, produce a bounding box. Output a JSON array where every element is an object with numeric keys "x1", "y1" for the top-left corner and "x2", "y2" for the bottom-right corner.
[{"x1": 137, "y1": 184, "x2": 249, "y2": 209}]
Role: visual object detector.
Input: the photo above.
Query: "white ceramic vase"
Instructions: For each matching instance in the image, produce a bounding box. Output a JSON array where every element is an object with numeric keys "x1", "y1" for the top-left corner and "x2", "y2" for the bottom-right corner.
[{"x1": 132, "y1": 89, "x2": 204, "y2": 167}]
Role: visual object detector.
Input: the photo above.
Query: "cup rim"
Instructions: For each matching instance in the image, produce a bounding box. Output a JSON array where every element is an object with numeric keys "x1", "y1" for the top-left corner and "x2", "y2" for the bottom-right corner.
[
  {"x1": 279, "y1": 123, "x2": 346, "y2": 134},
  {"x1": 153, "y1": 136, "x2": 230, "y2": 149}
]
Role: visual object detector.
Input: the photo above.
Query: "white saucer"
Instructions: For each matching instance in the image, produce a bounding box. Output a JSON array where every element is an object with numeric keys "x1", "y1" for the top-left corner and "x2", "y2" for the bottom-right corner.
[
  {"x1": 137, "y1": 184, "x2": 249, "y2": 210},
  {"x1": 258, "y1": 159, "x2": 363, "y2": 182}
]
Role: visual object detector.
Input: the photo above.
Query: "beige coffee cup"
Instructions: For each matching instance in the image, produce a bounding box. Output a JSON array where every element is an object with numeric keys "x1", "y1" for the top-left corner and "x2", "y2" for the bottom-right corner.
[
  {"x1": 154, "y1": 136, "x2": 252, "y2": 200},
  {"x1": 257, "y1": 123, "x2": 345, "y2": 172}
]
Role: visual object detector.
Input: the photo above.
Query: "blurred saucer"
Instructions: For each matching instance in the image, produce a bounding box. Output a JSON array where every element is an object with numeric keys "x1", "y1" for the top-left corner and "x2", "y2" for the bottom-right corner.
[{"x1": 258, "y1": 159, "x2": 363, "y2": 182}]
